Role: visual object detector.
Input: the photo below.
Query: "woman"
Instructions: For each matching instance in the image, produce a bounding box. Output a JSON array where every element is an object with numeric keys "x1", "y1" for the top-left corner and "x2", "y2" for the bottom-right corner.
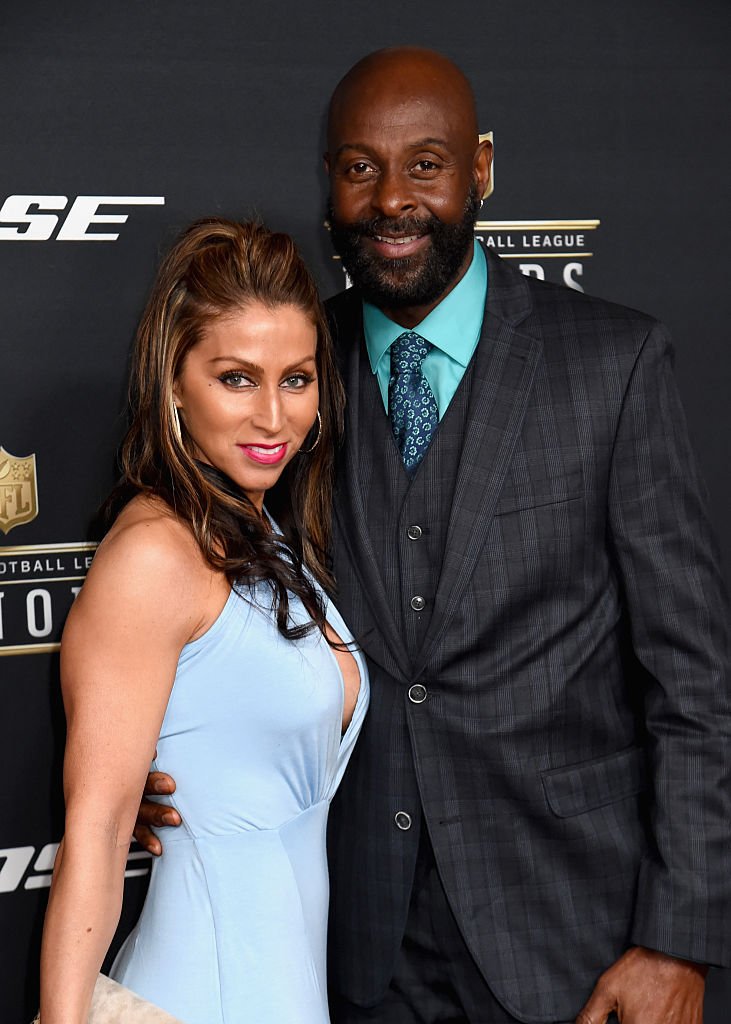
[{"x1": 39, "y1": 219, "x2": 368, "y2": 1024}]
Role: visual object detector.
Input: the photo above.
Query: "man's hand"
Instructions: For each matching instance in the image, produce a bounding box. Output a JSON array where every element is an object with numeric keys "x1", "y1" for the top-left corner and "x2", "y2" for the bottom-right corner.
[
  {"x1": 133, "y1": 770, "x2": 181, "y2": 856},
  {"x1": 576, "y1": 946, "x2": 707, "y2": 1024}
]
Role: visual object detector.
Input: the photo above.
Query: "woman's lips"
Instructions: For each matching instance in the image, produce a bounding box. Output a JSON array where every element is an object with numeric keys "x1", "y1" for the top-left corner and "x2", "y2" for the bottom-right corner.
[
  {"x1": 365, "y1": 232, "x2": 430, "y2": 259},
  {"x1": 238, "y1": 443, "x2": 288, "y2": 465}
]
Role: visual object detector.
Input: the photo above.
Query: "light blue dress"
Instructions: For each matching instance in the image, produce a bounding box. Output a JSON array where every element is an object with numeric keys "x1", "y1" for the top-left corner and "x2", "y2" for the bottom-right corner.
[{"x1": 111, "y1": 576, "x2": 369, "y2": 1024}]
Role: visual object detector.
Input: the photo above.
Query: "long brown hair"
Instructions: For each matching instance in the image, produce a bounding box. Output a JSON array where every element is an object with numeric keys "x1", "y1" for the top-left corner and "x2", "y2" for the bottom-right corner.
[{"x1": 106, "y1": 218, "x2": 344, "y2": 640}]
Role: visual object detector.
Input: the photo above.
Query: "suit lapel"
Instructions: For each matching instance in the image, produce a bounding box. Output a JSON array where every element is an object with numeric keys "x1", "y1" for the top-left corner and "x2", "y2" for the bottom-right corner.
[
  {"x1": 412, "y1": 249, "x2": 542, "y2": 678},
  {"x1": 330, "y1": 292, "x2": 413, "y2": 681}
]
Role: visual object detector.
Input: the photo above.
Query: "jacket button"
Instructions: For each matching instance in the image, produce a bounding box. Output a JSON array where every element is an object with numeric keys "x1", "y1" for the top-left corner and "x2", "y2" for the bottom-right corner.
[
  {"x1": 408, "y1": 683, "x2": 427, "y2": 703},
  {"x1": 407, "y1": 525, "x2": 423, "y2": 540},
  {"x1": 410, "y1": 595, "x2": 426, "y2": 611},
  {"x1": 394, "y1": 811, "x2": 412, "y2": 830}
]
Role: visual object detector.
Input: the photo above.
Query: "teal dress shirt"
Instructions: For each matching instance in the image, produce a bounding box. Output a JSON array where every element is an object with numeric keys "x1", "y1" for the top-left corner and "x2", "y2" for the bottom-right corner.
[{"x1": 362, "y1": 239, "x2": 488, "y2": 419}]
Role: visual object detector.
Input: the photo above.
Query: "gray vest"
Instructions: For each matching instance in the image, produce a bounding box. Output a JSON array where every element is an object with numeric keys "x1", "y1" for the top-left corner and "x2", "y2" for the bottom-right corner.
[{"x1": 356, "y1": 346, "x2": 475, "y2": 661}]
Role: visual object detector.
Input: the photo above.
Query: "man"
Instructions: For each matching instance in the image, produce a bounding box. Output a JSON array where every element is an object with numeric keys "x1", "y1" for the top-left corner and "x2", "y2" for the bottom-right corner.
[{"x1": 137, "y1": 48, "x2": 730, "y2": 1024}]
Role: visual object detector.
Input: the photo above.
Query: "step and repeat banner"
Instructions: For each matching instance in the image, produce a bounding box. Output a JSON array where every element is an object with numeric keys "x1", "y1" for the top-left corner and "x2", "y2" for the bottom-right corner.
[{"x1": 1, "y1": 2, "x2": 729, "y2": 1020}]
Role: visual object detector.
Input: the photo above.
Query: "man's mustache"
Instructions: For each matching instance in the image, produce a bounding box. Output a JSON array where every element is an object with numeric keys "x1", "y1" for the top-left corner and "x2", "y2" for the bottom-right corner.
[{"x1": 335, "y1": 215, "x2": 436, "y2": 239}]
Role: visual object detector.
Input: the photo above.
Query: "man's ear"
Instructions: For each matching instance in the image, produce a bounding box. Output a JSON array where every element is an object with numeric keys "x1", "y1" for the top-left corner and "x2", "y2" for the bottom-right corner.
[{"x1": 476, "y1": 132, "x2": 494, "y2": 200}]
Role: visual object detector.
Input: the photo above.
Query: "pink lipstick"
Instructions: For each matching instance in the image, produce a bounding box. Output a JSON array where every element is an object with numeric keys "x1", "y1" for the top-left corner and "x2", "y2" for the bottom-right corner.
[{"x1": 238, "y1": 443, "x2": 288, "y2": 465}]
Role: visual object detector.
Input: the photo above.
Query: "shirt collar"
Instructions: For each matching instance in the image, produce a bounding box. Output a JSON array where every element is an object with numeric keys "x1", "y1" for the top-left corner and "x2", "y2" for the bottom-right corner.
[{"x1": 362, "y1": 239, "x2": 487, "y2": 373}]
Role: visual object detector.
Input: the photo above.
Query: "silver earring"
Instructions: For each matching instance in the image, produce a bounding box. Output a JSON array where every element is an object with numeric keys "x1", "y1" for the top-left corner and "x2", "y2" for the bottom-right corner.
[
  {"x1": 172, "y1": 402, "x2": 183, "y2": 446},
  {"x1": 299, "y1": 410, "x2": 322, "y2": 454},
  {"x1": 479, "y1": 198, "x2": 484, "y2": 210}
]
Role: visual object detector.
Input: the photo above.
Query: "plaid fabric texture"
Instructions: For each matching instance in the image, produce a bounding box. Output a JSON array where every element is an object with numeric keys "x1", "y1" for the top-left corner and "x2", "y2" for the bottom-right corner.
[{"x1": 325, "y1": 247, "x2": 731, "y2": 1023}]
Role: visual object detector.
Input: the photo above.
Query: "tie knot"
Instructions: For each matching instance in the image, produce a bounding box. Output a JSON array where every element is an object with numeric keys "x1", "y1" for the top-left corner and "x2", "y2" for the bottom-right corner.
[{"x1": 390, "y1": 331, "x2": 430, "y2": 375}]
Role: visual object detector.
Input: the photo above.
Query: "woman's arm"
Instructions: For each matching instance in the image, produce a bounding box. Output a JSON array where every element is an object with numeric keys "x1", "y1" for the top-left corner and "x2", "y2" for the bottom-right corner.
[{"x1": 39, "y1": 512, "x2": 207, "y2": 1024}]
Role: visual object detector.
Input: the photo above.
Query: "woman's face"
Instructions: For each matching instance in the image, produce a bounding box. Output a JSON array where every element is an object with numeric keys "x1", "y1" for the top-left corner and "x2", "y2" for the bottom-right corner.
[{"x1": 173, "y1": 302, "x2": 319, "y2": 510}]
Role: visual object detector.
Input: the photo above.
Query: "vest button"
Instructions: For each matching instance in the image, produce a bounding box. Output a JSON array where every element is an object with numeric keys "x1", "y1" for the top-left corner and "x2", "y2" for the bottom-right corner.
[
  {"x1": 407, "y1": 525, "x2": 423, "y2": 540},
  {"x1": 394, "y1": 811, "x2": 412, "y2": 831},
  {"x1": 408, "y1": 683, "x2": 427, "y2": 703},
  {"x1": 410, "y1": 595, "x2": 426, "y2": 612}
]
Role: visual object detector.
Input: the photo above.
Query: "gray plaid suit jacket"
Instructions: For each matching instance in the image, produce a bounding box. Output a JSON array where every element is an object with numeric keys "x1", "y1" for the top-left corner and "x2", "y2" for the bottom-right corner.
[{"x1": 325, "y1": 246, "x2": 731, "y2": 1022}]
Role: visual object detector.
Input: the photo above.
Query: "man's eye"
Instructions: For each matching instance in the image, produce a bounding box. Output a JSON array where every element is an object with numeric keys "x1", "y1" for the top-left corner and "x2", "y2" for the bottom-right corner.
[
  {"x1": 219, "y1": 371, "x2": 252, "y2": 388},
  {"x1": 348, "y1": 162, "x2": 375, "y2": 176},
  {"x1": 414, "y1": 160, "x2": 439, "y2": 173}
]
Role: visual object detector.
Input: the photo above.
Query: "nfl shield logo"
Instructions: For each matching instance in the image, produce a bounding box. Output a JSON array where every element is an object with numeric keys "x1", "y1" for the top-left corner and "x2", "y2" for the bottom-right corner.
[{"x1": 0, "y1": 447, "x2": 39, "y2": 535}]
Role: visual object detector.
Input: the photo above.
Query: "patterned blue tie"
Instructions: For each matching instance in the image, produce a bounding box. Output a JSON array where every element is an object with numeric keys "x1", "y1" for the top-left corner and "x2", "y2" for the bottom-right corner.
[{"x1": 388, "y1": 331, "x2": 439, "y2": 475}]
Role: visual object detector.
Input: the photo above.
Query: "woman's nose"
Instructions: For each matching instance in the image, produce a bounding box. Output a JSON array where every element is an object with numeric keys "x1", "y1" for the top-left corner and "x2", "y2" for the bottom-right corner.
[{"x1": 250, "y1": 386, "x2": 284, "y2": 434}]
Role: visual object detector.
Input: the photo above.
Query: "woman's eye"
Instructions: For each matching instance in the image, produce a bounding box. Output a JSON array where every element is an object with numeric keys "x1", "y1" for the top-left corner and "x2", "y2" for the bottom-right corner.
[
  {"x1": 219, "y1": 371, "x2": 252, "y2": 388},
  {"x1": 282, "y1": 374, "x2": 312, "y2": 389}
]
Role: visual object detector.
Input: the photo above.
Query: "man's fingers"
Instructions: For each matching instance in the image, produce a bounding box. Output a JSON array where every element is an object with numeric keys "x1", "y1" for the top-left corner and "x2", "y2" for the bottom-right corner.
[
  {"x1": 133, "y1": 824, "x2": 163, "y2": 857},
  {"x1": 136, "y1": 799, "x2": 181, "y2": 829},
  {"x1": 133, "y1": 799, "x2": 183, "y2": 855},
  {"x1": 143, "y1": 770, "x2": 176, "y2": 796},
  {"x1": 576, "y1": 1010, "x2": 611, "y2": 1024},
  {"x1": 576, "y1": 981, "x2": 615, "y2": 1024},
  {"x1": 134, "y1": 771, "x2": 181, "y2": 858}
]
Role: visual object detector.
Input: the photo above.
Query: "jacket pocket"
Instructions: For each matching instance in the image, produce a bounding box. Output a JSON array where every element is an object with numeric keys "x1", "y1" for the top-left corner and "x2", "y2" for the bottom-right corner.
[
  {"x1": 541, "y1": 745, "x2": 647, "y2": 818},
  {"x1": 494, "y1": 490, "x2": 583, "y2": 516}
]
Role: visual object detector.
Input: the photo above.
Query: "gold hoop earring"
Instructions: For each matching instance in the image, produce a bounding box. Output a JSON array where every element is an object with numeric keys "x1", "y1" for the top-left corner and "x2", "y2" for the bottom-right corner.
[
  {"x1": 172, "y1": 402, "x2": 183, "y2": 446},
  {"x1": 299, "y1": 410, "x2": 322, "y2": 454}
]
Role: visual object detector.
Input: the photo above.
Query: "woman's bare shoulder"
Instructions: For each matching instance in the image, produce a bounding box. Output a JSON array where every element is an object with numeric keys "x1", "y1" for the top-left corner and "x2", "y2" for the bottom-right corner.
[
  {"x1": 82, "y1": 494, "x2": 213, "y2": 610},
  {"x1": 101, "y1": 495, "x2": 203, "y2": 566}
]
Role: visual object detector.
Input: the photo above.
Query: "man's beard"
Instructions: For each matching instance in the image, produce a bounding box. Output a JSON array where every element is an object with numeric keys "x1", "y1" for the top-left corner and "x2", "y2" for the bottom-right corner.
[{"x1": 328, "y1": 184, "x2": 481, "y2": 310}]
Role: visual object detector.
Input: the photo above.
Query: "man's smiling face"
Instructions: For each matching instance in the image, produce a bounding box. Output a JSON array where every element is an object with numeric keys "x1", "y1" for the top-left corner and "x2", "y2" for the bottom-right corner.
[{"x1": 325, "y1": 48, "x2": 492, "y2": 326}]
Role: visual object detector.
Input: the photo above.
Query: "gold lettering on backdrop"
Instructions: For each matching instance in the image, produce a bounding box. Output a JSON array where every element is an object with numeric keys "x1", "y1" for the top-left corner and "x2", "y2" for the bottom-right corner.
[
  {"x1": 473, "y1": 220, "x2": 600, "y2": 259},
  {"x1": 0, "y1": 448, "x2": 38, "y2": 535},
  {"x1": 472, "y1": 220, "x2": 600, "y2": 293},
  {"x1": 0, "y1": 542, "x2": 97, "y2": 655}
]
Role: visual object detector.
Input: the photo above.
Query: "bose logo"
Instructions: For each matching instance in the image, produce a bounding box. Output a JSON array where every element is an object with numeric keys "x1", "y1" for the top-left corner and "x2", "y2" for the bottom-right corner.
[
  {"x1": 0, "y1": 844, "x2": 152, "y2": 892},
  {"x1": 0, "y1": 195, "x2": 165, "y2": 241}
]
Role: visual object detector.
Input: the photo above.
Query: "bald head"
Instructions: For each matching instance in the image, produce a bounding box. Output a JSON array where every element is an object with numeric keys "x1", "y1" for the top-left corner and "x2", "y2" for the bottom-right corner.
[
  {"x1": 327, "y1": 47, "x2": 479, "y2": 151},
  {"x1": 324, "y1": 47, "x2": 492, "y2": 326}
]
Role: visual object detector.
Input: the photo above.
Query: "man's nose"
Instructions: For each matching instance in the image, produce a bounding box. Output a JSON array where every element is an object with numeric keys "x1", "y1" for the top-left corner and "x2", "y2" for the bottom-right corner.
[{"x1": 371, "y1": 169, "x2": 417, "y2": 219}]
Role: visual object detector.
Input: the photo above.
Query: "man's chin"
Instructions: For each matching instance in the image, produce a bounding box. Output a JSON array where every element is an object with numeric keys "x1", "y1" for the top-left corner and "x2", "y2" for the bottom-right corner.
[
  {"x1": 345, "y1": 251, "x2": 431, "y2": 299},
  {"x1": 357, "y1": 277, "x2": 445, "y2": 311},
  {"x1": 370, "y1": 256, "x2": 426, "y2": 284}
]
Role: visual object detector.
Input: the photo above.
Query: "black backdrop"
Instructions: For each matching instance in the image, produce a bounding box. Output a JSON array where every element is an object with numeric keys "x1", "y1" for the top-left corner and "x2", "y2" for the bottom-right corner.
[{"x1": 1, "y1": 2, "x2": 729, "y2": 1020}]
